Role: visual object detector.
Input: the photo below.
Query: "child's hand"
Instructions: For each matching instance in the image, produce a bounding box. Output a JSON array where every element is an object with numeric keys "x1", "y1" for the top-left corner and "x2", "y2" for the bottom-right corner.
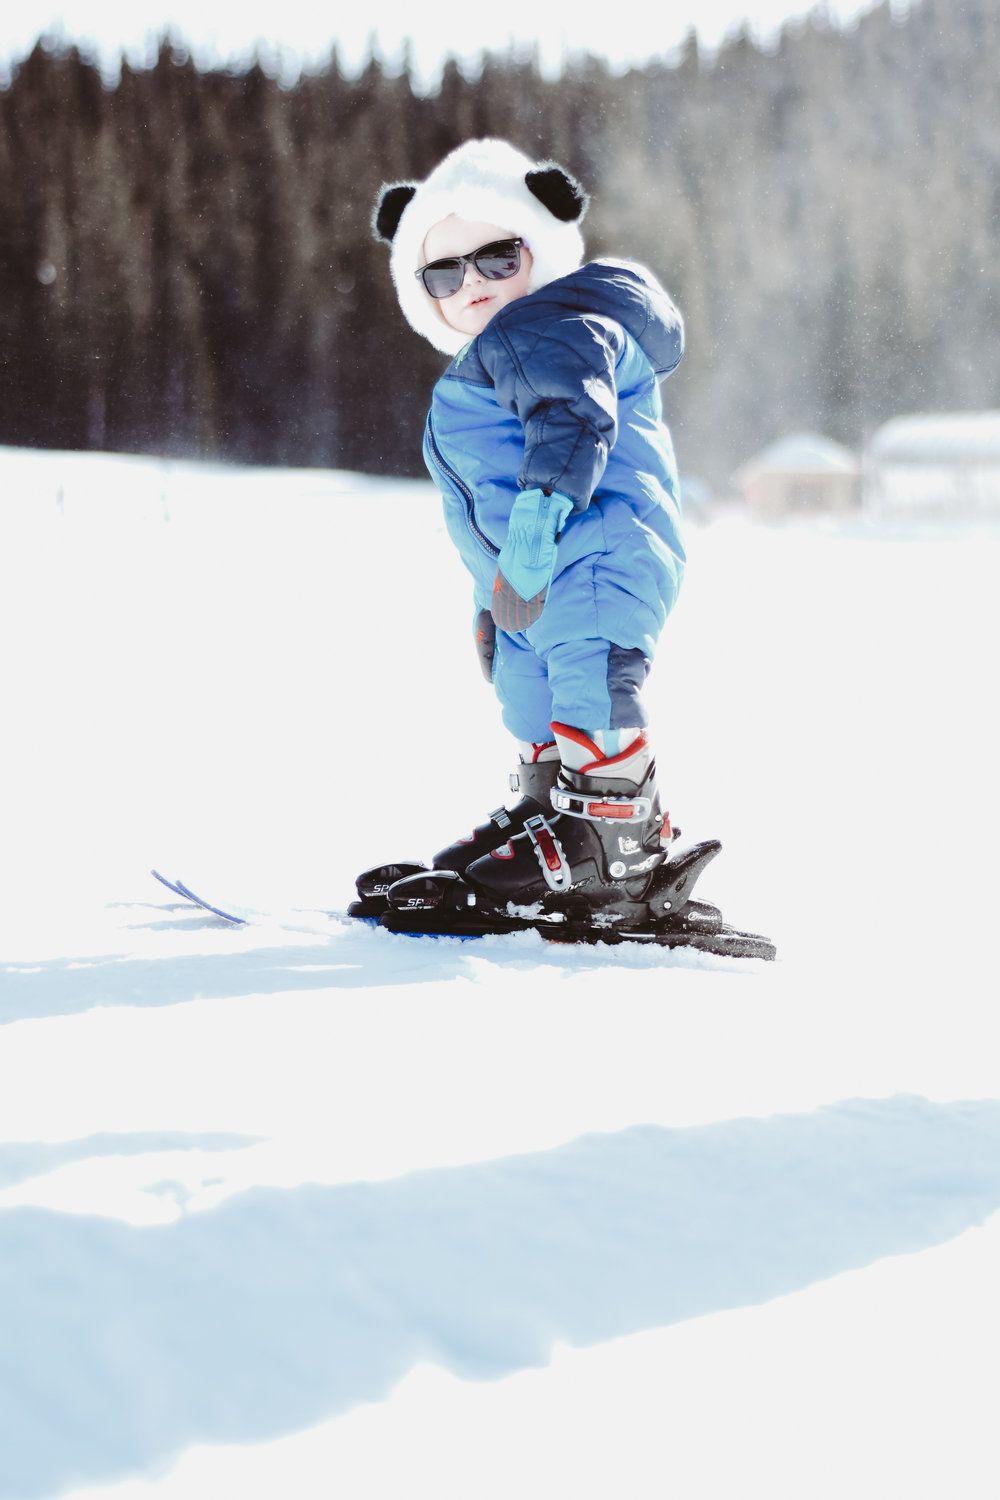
[{"x1": 491, "y1": 487, "x2": 573, "y2": 631}]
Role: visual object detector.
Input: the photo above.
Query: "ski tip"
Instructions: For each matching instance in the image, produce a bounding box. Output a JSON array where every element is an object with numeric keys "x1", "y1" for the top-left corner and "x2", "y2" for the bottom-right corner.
[{"x1": 149, "y1": 869, "x2": 247, "y2": 926}]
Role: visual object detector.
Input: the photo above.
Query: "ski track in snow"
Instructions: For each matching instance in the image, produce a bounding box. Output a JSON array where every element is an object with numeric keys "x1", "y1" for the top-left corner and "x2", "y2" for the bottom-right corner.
[{"x1": 1, "y1": 448, "x2": 999, "y2": 1500}]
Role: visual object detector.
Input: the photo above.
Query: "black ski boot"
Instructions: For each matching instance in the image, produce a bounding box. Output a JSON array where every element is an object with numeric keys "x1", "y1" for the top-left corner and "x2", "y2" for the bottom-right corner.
[
  {"x1": 349, "y1": 757, "x2": 561, "y2": 918},
  {"x1": 381, "y1": 754, "x2": 776, "y2": 958},
  {"x1": 376, "y1": 733, "x2": 776, "y2": 959},
  {"x1": 430, "y1": 757, "x2": 563, "y2": 875},
  {"x1": 462, "y1": 753, "x2": 672, "y2": 915}
]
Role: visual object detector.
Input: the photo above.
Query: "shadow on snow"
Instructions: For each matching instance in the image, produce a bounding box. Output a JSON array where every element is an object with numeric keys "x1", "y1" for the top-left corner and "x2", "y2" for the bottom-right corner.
[{"x1": 1, "y1": 1094, "x2": 999, "y2": 1496}]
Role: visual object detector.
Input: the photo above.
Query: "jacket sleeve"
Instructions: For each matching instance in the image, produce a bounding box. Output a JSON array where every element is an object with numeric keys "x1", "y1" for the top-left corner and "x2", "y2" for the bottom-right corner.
[{"x1": 479, "y1": 309, "x2": 625, "y2": 512}]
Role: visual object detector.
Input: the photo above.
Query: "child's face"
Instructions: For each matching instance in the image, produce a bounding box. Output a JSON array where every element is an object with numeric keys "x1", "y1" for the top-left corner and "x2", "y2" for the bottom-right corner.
[{"x1": 420, "y1": 216, "x2": 534, "y2": 338}]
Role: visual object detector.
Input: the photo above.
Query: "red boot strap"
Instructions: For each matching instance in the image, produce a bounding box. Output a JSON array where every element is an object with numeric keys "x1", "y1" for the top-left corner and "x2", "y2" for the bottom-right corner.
[
  {"x1": 578, "y1": 731, "x2": 648, "y2": 775},
  {"x1": 549, "y1": 721, "x2": 604, "y2": 762}
]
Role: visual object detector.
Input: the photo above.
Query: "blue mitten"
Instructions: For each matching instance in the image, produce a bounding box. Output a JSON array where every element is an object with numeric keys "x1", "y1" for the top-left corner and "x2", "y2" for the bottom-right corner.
[{"x1": 491, "y1": 487, "x2": 574, "y2": 631}]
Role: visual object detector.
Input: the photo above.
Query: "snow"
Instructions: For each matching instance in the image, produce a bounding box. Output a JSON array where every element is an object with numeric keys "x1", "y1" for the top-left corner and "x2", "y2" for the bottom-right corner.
[{"x1": 1, "y1": 446, "x2": 999, "y2": 1499}]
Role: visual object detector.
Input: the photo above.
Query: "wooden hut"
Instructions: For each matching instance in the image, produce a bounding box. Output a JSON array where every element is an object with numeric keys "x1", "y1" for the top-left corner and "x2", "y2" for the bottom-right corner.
[{"x1": 733, "y1": 434, "x2": 860, "y2": 519}]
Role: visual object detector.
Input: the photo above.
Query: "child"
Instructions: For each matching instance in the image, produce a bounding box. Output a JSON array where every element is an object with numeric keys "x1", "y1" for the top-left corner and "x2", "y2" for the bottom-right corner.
[{"x1": 370, "y1": 137, "x2": 687, "y2": 912}]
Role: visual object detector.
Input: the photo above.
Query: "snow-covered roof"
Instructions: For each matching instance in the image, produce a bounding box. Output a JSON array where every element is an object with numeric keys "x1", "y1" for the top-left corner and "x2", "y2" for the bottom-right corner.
[
  {"x1": 867, "y1": 411, "x2": 1000, "y2": 463},
  {"x1": 735, "y1": 433, "x2": 859, "y2": 482}
]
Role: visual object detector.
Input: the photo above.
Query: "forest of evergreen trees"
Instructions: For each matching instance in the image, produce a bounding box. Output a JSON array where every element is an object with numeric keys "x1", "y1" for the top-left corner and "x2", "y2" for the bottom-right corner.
[{"x1": 0, "y1": 0, "x2": 997, "y2": 486}]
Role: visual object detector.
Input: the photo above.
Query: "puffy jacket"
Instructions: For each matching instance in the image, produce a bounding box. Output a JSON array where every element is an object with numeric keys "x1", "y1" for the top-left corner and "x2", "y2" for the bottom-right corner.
[{"x1": 421, "y1": 257, "x2": 687, "y2": 658}]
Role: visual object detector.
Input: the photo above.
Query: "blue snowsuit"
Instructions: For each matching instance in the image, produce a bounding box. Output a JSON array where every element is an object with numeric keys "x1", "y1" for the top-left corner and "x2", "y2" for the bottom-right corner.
[{"x1": 421, "y1": 258, "x2": 686, "y2": 743}]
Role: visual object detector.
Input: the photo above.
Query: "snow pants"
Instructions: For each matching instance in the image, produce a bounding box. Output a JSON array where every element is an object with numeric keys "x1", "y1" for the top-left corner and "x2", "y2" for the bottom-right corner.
[
  {"x1": 476, "y1": 610, "x2": 652, "y2": 742},
  {"x1": 471, "y1": 499, "x2": 682, "y2": 741}
]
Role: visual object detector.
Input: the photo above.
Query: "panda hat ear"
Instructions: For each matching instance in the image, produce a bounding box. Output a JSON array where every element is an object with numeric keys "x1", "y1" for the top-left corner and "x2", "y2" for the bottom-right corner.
[
  {"x1": 371, "y1": 182, "x2": 418, "y2": 244},
  {"x1": 525, "y1": 163, "x2": 590, "y2": 223}
]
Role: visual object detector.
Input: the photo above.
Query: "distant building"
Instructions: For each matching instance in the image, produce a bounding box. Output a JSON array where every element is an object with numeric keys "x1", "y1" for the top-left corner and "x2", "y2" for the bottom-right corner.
[
  {"x1": 733, "y1": 434, "x2": 860, "y2": 519},
  {"x1": 863, "y1": 412, "x2": 1000, "y2": 517}
]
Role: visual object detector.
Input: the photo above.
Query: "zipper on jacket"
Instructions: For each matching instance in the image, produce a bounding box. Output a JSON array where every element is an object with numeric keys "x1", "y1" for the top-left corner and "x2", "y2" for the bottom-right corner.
[{"x1": 426, "y1": 415, "x2": 500, "y2": 559}]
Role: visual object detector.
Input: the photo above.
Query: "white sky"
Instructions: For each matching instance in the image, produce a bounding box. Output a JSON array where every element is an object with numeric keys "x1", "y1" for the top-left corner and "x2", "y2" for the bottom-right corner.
[{"x1": 1, "y1": 0, "x2": 882, "y2": 90}]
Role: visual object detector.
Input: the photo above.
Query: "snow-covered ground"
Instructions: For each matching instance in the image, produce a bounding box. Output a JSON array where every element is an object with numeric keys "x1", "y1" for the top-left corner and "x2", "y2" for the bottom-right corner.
[{"x1": 1, "y1": 446, "x2": 998, "y2": 1499}]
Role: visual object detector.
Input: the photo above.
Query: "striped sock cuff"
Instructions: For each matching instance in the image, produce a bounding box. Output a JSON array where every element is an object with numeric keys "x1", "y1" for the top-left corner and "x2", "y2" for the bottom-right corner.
[{"x1": 551, "y1": 723, "x2": 651, "y2": 780}]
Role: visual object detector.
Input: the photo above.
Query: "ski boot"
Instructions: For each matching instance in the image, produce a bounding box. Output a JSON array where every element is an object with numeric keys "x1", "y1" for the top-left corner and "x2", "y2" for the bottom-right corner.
[
  {"x1": 380, "y1": 728, "x2": 672, "y2": 927},
  {"x1": 381, "y1": 728, "x2": 776, "y2": 959},
  {"x1": 462, "y1": 729, "x2": 674, "y2": 917},
  {"x1": 348, "y1": 747, "x2": 562, "y2": 918}
]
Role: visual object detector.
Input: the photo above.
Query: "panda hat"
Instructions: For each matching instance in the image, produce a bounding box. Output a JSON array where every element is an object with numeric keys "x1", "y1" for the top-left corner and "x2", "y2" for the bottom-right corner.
[{"x1": 370, "y1": 137, "x2": 590, "y2": 357}]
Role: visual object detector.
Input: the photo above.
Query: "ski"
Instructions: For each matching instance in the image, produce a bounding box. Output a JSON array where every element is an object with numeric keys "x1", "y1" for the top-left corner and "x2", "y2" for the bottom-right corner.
[
  {"x1": 369, "y1": 843, "x2": 777, "y2": 960},
  {"x1": 147, "y1": 871, "x2": 365, "y2": 940},
  {"x1": 379, "y1": 901, "x2": 775, "y2": 959},
  {"x1": 150, "y1": 869, "x2": 249, "y2": 926}
]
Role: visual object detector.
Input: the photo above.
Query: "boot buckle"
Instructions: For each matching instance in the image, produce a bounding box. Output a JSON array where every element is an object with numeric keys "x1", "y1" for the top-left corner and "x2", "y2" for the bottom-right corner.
[
  {"x1": 523, "y1": 814, "x2": 573, "y2": 893},
  {"x1": 550, "y1": 788, "x2": 653, "y2": 824}
]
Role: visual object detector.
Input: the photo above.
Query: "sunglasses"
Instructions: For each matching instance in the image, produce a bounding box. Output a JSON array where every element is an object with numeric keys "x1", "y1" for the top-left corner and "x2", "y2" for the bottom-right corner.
[{"x1": 415, "y1": 237, "x2": 524, "y2": 300}]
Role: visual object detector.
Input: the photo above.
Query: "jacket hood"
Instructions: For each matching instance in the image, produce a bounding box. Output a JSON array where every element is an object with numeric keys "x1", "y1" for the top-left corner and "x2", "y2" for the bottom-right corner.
[{"x1": 487, "y1": 256, "x2": 684, "y2": 378}]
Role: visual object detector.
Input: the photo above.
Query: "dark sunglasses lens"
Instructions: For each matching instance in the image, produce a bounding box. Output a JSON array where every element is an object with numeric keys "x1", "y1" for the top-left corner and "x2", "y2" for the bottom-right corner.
[
  {"x1": 423, "y1": 261, "x2": 464, "y2": 299},
  {"x1": 476, "y1": 241, "x2": 520, "y2": 279}
]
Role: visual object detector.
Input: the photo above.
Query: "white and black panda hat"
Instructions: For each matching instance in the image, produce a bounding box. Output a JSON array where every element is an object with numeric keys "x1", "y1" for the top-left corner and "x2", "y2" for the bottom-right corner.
[{"x1": 370, "y1": 137, "x2": 590, "y2": 357}]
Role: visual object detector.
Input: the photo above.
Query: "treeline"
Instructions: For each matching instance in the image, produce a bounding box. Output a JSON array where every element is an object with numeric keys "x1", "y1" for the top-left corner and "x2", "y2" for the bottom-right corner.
[{"x1": 0, "y1": 0, "x2": 997, "y2": 486}]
